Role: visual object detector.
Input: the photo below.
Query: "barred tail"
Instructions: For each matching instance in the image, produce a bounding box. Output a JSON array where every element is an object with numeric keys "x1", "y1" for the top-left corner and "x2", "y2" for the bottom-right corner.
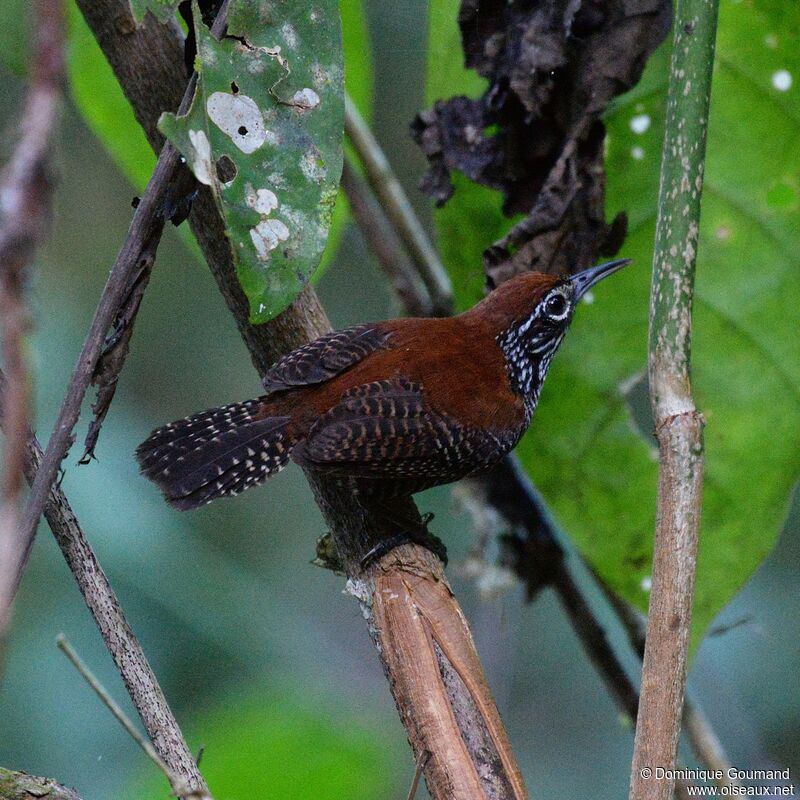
[{"x1": 136, "y1": 399, "x2": 297, "y2": 510}]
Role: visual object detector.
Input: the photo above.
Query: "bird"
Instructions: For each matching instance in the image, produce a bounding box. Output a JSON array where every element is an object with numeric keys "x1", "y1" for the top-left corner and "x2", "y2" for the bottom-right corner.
[{"x1": 136, "y1": 258, "x2": 628, "y2": 561}]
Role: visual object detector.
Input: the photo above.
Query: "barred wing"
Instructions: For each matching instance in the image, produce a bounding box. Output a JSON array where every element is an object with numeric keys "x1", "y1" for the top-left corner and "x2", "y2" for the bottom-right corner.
[
  {"x1": 262, "y1": 324, "x2": 391, "y2": 394},
  {"x1": 296, "y1": 378, "x2": 518, "y2": 491}
]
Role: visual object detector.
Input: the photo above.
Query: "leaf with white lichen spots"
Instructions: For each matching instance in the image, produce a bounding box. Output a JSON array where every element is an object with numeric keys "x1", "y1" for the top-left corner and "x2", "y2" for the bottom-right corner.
[{"x1": 159, "y1": 0, "x2": 344, "y2": 322}]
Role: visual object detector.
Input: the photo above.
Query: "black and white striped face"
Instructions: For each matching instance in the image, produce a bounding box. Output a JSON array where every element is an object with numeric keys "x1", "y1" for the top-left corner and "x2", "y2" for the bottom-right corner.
[{"x1": 497, "y1": 282, "x2": 576, "y2": 417}]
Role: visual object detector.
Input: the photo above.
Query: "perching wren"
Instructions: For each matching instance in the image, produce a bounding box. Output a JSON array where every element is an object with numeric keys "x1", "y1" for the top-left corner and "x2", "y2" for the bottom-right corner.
[{"x1": 137, "y1": 259, "x2": 628, "y2": 559}]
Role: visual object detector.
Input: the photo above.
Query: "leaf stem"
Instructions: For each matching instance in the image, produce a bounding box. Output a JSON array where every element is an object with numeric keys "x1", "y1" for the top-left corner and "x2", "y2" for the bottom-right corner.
[{"x1": 345, "y1": 94, "x2": 452, "y2": 315}]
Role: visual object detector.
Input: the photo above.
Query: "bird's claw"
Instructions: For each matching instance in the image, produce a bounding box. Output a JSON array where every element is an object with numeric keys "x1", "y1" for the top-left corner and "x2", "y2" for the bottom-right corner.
[{"x1": 360, "y1": 512, "x2": 447, "y2": 569}]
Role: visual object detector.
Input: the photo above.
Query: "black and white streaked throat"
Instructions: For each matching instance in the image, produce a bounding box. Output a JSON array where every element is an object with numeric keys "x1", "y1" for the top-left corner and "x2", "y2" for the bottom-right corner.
[
  {"x1": 497, "y1": 282, "x2": 574, "y2": 418},
  {"x1": 496, "y1": 258, "x2": 631, "y2": 419}
]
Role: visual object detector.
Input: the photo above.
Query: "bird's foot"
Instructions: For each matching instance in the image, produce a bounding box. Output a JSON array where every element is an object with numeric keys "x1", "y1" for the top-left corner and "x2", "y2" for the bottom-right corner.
[{"x1": 360, "y1": 512, "x2": 448, "y2": 568}]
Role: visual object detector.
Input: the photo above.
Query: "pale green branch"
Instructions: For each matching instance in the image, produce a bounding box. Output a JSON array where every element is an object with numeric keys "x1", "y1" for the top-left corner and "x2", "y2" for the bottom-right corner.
[{"x1": 629, "y1": 2, "x2": 719, "y2": 799}]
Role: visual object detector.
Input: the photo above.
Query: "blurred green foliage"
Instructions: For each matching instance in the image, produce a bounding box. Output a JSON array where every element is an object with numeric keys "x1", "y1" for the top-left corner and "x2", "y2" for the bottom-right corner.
[
  {"x1": 126, "y1": 683, "x2": 402, "y2": 799},
  {"x1": 425, "y1": 0, "x2": 800, "y2": 651}
]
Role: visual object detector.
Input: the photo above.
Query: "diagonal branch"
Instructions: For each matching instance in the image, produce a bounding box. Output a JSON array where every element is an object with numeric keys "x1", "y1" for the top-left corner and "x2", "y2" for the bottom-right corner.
[
  {"x1": 341, "y1": 158, "x2": 434, "y2": 317},
  {"x1": 0, "y1": 369, "x2": 211, "y2": 798},
  {"x1": 629, "y1": 1, "x2": 717, "y2": 797},
  {"x1": 345, "y1": 95, "x2": 452, "y2": 316},
  {"x1": 9, "y1": 2, "x2": 230, "y2": 631},
  {"x1": 0, "y1": 0, "x2": 65, "y2": 638}
]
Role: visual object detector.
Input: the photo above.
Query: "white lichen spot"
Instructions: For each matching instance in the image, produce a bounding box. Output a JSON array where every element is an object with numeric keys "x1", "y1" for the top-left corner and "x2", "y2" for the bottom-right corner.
[
  {"x1": 247, "y1": 58, "x2": 265, "y2": 75},
  {"x1": 641, "y1": 575, "x2": 652, "y2": 592},
  {"x1": 772, "y1": 69, "x2": 792, "y2": 92},
  {"x1": 187, "y1": 129, "x2": 214, "y2": 185},
  {"x1": 246, "y1": 186, "x2": 279, "y2": 215},
  {"x1": 267, "y1": 171, "x2": 289, "y2": 190},
  {"x1": 250, "y1": 218, "x2": 290, "y2": 260},
  {"x1": 581, "y1": 290, "x2": 595, "y2": 305},
  {"x1": 291, "y1": 88, "x2": 320, "y2": 110},
  {"x1": 299, "y1": 148, "x2": 327, "y2": 183},
  {"x1": 281, "y1": 22, "x2": 298, "y2": 48},
  {"x1": 764, "y1": 33, "x2": 778, "y2": 49},
  {"x1": 715, "y1": 225, "x2": 731, "y2": 241},
  {"x1": 207, "y1": 92, "x2": 267, "y2": 154},
  {"x1": 312, "y1": 62, "x2": 331, "y2": 89},
  {"x1": 631, "y1": 145, "x2": 645, "y2": 160},
  {"x1": 630, "y1": 113, "x2": 651, "y2": 135}
]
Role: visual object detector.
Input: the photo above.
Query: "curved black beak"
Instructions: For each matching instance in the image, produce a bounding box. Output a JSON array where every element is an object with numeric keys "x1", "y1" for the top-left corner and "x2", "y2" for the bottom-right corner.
[{"x1": 570, "y1": 258, "x2": 631, "y2": 300}]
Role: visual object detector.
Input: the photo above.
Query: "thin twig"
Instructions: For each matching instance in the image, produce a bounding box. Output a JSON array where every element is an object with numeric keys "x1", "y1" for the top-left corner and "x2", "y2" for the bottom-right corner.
[
  {"x1": 629, "y1": 1, "x2": 717, "y2": 797},
  {"x1": 340, "y1": 159, "x2": 433, "y2": 317},
  {"x1": 344, "y1": 94, "x2": 452, "y2": 316},
  {"x1": 0, "y1": 368, "x2": 211, "y2": 798},
  {"x1": 0, "y1": 0, "x2": 64, "y2": 638},
  {"x1": 406, "y1": 750, "x2": 430, "y2": 800},
  {"x1": 56, "y1": 635, "x2": 206, "y2": 799},
  {"x1": 9, "y1": 0, "x2": 230, "y2": 632}
]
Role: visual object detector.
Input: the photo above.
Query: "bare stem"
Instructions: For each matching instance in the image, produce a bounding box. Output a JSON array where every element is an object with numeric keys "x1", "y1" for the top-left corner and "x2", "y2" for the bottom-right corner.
[
  {"x1": 341, "y1": 158, "x2": 434, "y2": 317},
  {"x1": 0, "y1": 368, "x2": 211, "y2": 798},
  {"x1": 56, "y1": 635, "x2": 208, "y2": 799},
  {"x1": 0, "y1": 0, "x2": 64, "y2": 638},
  {"x1": 629, "y1": 1, "x2": 717, "y2": 797},
  {"x1": 344, "y1": 94, "x2": 452, "y2": 315}
]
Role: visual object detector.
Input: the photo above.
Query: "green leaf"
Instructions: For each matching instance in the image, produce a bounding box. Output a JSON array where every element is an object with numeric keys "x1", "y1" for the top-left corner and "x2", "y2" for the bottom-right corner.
[
  {"x1": 159, "y1": 0, "x2": 344, "y2": 322},
  {"x1": 125, "y1": 683, "x2": 405, "y2": 799},
  {"x1": 66, "y1": 3, "x2": 157, "y2": 188},
  {"x1": 66, "y1": 1, "x2": 369, "y2": 284},
  {"x1": 425, "y1": 0, "x2": 800, "y2": 648}
]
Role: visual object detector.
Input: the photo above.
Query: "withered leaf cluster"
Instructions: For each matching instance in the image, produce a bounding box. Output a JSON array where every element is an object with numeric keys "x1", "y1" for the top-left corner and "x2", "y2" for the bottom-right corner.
[{"x1": 412, "y1": 0, "x2": 671, "y2": 285}]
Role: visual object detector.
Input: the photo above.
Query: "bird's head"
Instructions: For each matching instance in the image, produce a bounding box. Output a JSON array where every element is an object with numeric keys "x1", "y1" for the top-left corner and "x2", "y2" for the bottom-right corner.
[{"x1": 475, "y1": 259, "x2": 630, "y2": 413}]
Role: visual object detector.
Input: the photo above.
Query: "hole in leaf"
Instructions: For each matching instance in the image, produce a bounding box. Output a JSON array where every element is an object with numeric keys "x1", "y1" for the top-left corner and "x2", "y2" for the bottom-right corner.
[
  {"x1": 230, "y1": 80, "x2": 239, "y2": 94},
  {"x1": 238, "y1": 125, "x2": 248, "y2": 136},
  {"x1": 216, "y1": 155, "x2": 237, "y2": 184}
]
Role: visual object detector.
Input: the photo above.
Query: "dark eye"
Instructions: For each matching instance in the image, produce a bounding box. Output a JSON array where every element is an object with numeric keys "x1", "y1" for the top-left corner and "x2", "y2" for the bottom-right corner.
[{"x1": 545, "y1": 294, "x2": 568, "y2": 318}]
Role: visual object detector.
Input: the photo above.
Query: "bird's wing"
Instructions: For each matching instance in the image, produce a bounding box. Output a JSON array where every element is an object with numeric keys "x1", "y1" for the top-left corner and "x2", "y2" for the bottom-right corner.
[
  {"x1": 296, "y1": 378, "x2": 516, "y2": 485},
  {"x1": 262, "y1": 324, "x2": 391, "y2": 395}
]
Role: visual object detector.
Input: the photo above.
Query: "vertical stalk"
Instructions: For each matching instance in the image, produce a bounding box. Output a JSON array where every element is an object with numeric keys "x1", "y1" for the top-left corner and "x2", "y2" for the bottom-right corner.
[{"x1": 629, "y1": 2, "x2": 718, "y2": 799}]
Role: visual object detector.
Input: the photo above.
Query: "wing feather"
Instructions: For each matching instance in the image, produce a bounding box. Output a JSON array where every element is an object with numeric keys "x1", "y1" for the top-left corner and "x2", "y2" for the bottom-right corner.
[
  {"x1": 295, "y1": 378, "x2": 518, "y2": 490},
  {"x1": 262, "y1": 324, "x2": 391, "y2": 395}
]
